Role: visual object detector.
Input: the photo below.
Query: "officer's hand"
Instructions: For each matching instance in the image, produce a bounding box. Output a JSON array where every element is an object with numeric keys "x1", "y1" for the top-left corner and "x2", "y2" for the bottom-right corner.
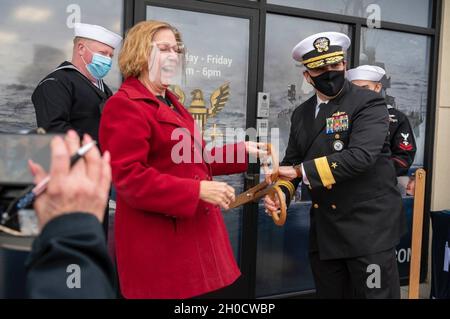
[
  {"x1": 264, "y1": 194, "x2": 280, "y2": 216},
  {"x1": 28, "y1": 131, "x2": 111, "y2": 229},
  {"x1": 200, "y1": 181, "x2": 235, "y2": 210},
  {"x1": 278, "y1": 166, "x2": 299, "y2": 181}
]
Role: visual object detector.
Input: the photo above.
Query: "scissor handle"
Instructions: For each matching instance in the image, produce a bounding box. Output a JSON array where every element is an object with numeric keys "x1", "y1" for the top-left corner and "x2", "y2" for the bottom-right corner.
[
  {"x1": 229, "y1": 143, "x2": 287, "y2": 226},
  {"x1": 268, "y1": 185, "x2": 287, "y2": 226},
  {"x1": 261, "y1": 144, "x2": 279, "y2": 183}
]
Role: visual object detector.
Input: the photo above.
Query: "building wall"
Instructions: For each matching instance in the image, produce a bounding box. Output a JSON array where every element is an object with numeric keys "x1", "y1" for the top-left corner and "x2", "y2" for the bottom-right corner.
[{"x1": 432, "y1": 0, "x2": 450, "y2": 211}]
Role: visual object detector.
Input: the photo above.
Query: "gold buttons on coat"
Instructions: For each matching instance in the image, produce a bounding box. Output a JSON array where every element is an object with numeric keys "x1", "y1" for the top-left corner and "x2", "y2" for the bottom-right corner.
[
  {"x1": 331, "y1": 204, "x2": 337, "y2": 210},
  {"x1": 313, "y1": 204, "x2": 319, "y2": 209}
]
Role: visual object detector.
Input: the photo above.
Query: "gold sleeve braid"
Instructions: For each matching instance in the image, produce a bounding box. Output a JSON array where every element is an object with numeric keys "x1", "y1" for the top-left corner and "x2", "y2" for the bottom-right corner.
[
  {"x1": 314, "y1": 156, "x2": 336, "y2": 188},
  {"x1": 275, "y1": 180, "x2": 295, "y2": 199}
]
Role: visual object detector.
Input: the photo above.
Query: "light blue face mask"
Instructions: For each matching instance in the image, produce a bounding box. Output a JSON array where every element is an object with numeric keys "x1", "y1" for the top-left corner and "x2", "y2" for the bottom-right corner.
[{"x1": 83, "y1": 46, "x2": 113, "y2": 80}]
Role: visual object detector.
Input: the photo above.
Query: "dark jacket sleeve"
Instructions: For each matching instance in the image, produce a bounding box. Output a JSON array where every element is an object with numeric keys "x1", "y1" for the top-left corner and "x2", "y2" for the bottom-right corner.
[
  {"x1": 303, "y1": 95, "x2": 389, "y2": 189},
  {"x1": 390, "y1": 113, "x2": 416, "y2": 176},
  {"x1": 32, "y1": 77, "x2": 74, "y2": 133},
  {"x1": 25, "y1": 213, "x2": 115, "y2": 299}
]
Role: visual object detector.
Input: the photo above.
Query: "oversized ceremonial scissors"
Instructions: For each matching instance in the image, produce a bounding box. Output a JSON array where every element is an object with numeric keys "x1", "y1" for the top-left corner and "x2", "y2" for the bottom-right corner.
[{"x1": 228, "y1": 144, "x2": 287, "y2": 226}]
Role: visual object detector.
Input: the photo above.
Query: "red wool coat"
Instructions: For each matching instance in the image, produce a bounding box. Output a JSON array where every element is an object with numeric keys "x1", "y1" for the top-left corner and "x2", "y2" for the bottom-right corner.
[{"x1": 99, "y1": 77, "x2": 248, "y2": 299}]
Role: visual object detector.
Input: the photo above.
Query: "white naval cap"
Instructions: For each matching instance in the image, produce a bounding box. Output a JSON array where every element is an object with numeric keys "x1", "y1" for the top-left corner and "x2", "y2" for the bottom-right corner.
[
  {"x1": 346, "y1": 65, "x2": 386, "y2": 82},
  {"x1": 292, "y1": 31, "x2": 351, "y2": 69},
  {"x1": 74, "y1": 23, "x2": 122, "y2": 49}
]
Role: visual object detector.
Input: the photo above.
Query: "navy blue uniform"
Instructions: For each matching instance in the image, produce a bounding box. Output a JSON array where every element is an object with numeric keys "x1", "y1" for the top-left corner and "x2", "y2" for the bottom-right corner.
[
  {"x1": 387, "y1": 106, "x2": 417, "y2": 176},
  {"x1": 32, "y1": 61, "x2": 112, "y2": 142},
  {"x1": 279, "y1": 81, "x2": 406, "y2": 298}
]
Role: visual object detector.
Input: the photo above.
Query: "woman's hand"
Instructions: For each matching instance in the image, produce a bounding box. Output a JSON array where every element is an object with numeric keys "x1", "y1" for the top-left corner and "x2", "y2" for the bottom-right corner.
[
  {"x1": 245, "y1": 141, "x2": 269, "y2": 158},
  {"x1": 200, "y1": 181, "x2": 235, "y2": 210}
]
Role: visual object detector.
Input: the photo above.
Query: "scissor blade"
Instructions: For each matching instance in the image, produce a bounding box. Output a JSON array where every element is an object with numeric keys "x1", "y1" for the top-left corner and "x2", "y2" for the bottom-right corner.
[
  {"x1": 253, "y1": 185, "x2": 275, "y2": 199},
  {"x1": 228, "y1": 181, "x2": 271, "y2": 209}
]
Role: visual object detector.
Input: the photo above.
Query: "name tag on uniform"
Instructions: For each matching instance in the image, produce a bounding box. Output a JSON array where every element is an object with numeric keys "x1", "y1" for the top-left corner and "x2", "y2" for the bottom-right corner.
[{"x1": 326, "y1": 112, "x2": 349, "y2": 134}]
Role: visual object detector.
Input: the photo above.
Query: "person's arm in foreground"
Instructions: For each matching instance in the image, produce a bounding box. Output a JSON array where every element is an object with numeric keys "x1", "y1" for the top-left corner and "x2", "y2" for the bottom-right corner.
[{"x1": 25, "y1": 131, "x2": 115, "y2": 299}]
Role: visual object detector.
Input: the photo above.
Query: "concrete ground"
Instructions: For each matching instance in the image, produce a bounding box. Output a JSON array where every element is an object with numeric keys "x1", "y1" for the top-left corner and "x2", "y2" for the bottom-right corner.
[{"x1": 401, "y1": 283, "x2": 431, "y2": 299}]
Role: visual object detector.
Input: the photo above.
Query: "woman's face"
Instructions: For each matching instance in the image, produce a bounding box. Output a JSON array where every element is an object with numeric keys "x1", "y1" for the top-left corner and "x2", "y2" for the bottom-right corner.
[{"x1": 148, "y1": 28, "x2": 182, "y2": 87}]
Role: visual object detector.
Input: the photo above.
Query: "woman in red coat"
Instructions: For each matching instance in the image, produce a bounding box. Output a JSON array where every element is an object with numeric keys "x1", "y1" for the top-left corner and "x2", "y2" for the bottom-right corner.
[{"x1": 100, "y1": 21, "x2": 261, "y2": 299}]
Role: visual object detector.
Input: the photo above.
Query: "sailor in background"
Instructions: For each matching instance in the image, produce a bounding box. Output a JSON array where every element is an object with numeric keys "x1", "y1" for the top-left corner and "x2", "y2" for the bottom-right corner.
[
  {"x1": 347, "y1": 65, "x2": 417, "y2": 176},
  {"x1": 264, "y1": 32, "x2": 406, "y2": 298},
  {"x1": 32, "y1": 23, "x2": 122, "y2": 142},
  {"x1": 32, "y1": 23, "x2": 122, "y2": 235}
]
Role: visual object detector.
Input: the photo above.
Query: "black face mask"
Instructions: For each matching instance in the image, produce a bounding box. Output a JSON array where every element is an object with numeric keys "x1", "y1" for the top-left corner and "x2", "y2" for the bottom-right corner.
[{"x1": 309, "y1": 70, "x2": 346, "y2": 97}]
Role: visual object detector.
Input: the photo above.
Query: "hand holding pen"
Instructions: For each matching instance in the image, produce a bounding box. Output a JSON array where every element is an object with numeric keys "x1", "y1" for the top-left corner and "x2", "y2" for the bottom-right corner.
[{"x1": 28, "y1": 131, "x2": 112, "y2": 229}]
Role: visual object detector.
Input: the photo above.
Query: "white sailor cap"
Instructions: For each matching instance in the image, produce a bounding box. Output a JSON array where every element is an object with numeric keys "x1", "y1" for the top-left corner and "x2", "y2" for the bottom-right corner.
[
  {"x1": 74, "y1": 23, "x2": 122, "y2": 49},
  {"x1": 292, "y1": 31, "x2": 351, "y2": 69},
  {"x1": 346, "y1": 65, "x2": 386, "y2": 82}
]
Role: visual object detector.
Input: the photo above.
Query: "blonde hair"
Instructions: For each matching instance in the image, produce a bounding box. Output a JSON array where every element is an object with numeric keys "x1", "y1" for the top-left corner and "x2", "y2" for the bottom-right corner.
[
  {"x1": 119, "y1": 20, "x2": 183, "y2": 79},
  {"x1": 73, "y1": 36, "x2": 92, "y2": 45}
]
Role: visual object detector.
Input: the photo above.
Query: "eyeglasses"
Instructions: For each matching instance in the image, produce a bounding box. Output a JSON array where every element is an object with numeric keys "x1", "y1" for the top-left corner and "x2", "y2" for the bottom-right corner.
[{"x1": 152, "y1": 41, "x2": 185, "y2": 54}]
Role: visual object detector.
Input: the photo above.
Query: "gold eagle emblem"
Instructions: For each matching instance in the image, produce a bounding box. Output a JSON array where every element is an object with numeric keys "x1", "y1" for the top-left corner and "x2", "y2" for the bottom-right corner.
[
  {"x1": 313, "y1": 37, "x2": 330, "y2": 53},
  {"x1": 169, "y1": 82, "x2": 230, "y2": 134}
]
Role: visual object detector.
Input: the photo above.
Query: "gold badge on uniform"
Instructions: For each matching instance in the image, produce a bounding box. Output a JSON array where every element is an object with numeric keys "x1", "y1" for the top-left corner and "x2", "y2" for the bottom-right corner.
[
  {"x1": 313, "y1": 37, "x2": 330, "y2": 53},
  {"x1": 326, "y1": 111, "x2": 349, "y2": 134}
]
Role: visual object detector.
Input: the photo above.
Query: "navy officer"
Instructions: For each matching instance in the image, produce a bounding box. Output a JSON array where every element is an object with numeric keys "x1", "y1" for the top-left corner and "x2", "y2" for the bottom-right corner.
[{"x1": 265, "y1": 32, "x2": 406, "y2": 299}]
